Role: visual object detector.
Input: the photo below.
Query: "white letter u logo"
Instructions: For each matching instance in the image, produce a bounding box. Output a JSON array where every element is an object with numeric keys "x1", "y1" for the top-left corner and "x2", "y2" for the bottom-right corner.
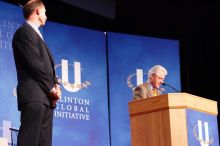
[
  {"x1": 198, "y1": 120, "x2": 210, "y2": 146},
  {"x1": 61, "y1": 59, "x2": 81, "y2": 92}
]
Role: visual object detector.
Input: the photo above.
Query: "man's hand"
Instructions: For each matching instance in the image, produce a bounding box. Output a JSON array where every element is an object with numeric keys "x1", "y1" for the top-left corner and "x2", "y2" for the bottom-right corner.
[
  {"x1": 48, "y1": 84, "x2": 62, "y2": 108},
  {"x1": 54, "y1": 84, "x2": 62, "y2": 98}
]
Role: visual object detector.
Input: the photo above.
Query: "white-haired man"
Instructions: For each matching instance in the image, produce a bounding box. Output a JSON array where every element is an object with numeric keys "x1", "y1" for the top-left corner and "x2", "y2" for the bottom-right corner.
[{"x1": 133, "y1": 65, "x2": 167, "y2": 100}]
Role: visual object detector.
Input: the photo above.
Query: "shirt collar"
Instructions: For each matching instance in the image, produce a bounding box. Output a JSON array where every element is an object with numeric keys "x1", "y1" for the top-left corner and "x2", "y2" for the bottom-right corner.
[
  {"x1": 147, "y1": 82, "x2": 154, "y2": 90},
  {"x1": 26, "y1": 21, "x2": 40, "y2": 31},
  {"x1": 26, "y1": 21, "x2": 43, "y2": 40}
]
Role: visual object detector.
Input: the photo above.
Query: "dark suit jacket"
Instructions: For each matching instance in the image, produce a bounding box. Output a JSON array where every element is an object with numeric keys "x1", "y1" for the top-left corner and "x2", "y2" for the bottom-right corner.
[
  {"x1": 133, "y1": 83, "x2": 162, "y2": 100},
  {"x1": 12, "y1": 23, "x2": 58, "y2": 110}
]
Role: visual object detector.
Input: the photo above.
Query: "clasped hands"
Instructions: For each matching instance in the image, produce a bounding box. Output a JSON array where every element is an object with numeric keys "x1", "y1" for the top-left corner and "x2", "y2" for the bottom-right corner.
[{"x1": 48, "y1": 84, "x2": 62, "y2": 108}]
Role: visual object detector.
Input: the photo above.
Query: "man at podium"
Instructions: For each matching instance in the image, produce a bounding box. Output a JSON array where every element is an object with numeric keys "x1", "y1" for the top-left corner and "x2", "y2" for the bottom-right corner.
[{"x1": 133, "y1": 65, "x2": 167, "y2": 100}]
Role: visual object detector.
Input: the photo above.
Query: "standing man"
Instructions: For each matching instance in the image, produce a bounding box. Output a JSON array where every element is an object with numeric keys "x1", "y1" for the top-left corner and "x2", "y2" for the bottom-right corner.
[
  {"x1": 12, "y1": 0, "x2": 61, "y2": 146},
  {"x1": 133, "y1": 65, "x2": 167, "y2": 100}
]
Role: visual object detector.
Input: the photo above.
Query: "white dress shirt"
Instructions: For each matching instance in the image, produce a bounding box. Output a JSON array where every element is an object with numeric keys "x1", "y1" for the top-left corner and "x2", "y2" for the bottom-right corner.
[{"x1": 26, "y1": 21, "x2": 44, "y2": 40}]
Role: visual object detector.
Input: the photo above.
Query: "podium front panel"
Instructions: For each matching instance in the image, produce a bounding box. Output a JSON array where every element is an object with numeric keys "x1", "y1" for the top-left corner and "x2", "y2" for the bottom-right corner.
[{"x1": 186, "y1": 109, "x2": 219, "y2": 146}]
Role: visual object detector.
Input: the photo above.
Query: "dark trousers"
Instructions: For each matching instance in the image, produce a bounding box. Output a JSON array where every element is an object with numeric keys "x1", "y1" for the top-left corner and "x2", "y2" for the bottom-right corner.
[{"x1": 17, "y1": 102, "x2": 53, "y2": 146}]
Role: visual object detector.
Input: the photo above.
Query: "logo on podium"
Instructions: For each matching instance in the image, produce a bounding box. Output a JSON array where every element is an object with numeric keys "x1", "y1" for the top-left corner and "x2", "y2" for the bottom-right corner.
[{"x1": 194, "y1": 120, "x2": 214, "y2": 146}]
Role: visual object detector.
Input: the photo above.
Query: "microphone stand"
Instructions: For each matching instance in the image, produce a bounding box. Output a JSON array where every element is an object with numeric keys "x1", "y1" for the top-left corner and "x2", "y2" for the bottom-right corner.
[{"x1": 162, "y1": 83, "x2": 180, "y2": 92}]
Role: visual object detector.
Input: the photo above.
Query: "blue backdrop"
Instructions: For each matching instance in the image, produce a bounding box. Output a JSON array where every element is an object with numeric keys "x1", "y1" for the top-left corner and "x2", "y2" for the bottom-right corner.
[
  {"x1": 0, "y1": 1, "x2": 23, "y2": 145},
  {"x1": 0, "y1": 1, "x2": 182, "y2": 146},
  {"x1": 44, "y1": 22, "x2": 110, "y2": 146},
  {"x1": 107, "y1": 32, "x2": 181, "y2": 146}
]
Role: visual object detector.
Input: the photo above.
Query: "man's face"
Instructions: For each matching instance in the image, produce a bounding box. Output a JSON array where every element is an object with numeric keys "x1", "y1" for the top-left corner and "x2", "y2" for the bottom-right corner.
[
  {"x1": 150, "y1": 73, "x2": 165, "y2": 89},
  {"x1": 37, "y1": 5, "x2": 47, "y2": 26}
]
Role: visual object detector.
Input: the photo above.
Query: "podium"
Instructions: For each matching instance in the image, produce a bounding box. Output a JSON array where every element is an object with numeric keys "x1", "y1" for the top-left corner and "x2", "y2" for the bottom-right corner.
[{"x1": 128, "y1": 93, "x2": 219, "y2": 146}]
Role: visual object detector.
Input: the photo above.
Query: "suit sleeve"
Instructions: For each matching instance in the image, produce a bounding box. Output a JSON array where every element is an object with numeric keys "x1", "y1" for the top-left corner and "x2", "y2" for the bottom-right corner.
[
  {"x1": 13, "y1": 29, "x2": 54, "y2": 93},
  {"x1": 133, "y1": 86, "x2": 144, "y2": 100}
]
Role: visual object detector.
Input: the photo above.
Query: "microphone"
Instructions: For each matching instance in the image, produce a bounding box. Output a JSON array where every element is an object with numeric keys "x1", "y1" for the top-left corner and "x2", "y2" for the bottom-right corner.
[{"x1": 162, "y1": 83, "x2": 180, "y2": 92}]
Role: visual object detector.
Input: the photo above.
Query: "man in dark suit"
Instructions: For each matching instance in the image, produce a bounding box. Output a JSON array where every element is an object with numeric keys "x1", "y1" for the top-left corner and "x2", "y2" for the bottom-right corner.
[
  {"x1": 12, "y1": 0, "x2": 61, "y2": 146},
  {"x1": 133, "y1": 65, "x2": 167, "y2": 100}
]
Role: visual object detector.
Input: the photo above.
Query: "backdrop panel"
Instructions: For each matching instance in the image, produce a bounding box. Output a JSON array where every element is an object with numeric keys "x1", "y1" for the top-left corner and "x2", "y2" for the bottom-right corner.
[
  {"x1": 0, "y1": 1, "x2": 23, "y2": 145},
  {"x1": 1, "y1": 1, "x2": 182, "y2": 146},
  {"x1": 44, "y1": 22, "x2": 110, "y2": 146},
  {"x1": 108, "y1": 32, "x2": 181, "y2": 146}
]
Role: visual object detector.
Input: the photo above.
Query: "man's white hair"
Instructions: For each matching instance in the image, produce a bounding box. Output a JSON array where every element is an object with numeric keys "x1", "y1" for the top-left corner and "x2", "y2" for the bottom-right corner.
[{"x1": 147, "y1": 65, "x2": 167, "y2": 81}]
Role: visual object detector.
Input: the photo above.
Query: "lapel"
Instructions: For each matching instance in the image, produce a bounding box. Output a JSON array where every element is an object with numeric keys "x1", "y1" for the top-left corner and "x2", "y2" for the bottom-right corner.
[
  {"x1": 24, "y1": 23, "x2": 55, "y2": 69},
  {"x1": 144, "y1": 83, "x2": 162, "y2": 97},
  {"x1": 144, "y1": 83, "x2": 155, "y2": 97},
  {"x1": 41, "y1": 40, "x2": 55, "y2": 67}
]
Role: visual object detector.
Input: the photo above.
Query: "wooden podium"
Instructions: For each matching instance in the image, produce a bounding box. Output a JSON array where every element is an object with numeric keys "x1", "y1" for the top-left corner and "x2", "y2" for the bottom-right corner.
[{"x1": 128, "y1": 93, "x2": 218, "y2": 146}]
